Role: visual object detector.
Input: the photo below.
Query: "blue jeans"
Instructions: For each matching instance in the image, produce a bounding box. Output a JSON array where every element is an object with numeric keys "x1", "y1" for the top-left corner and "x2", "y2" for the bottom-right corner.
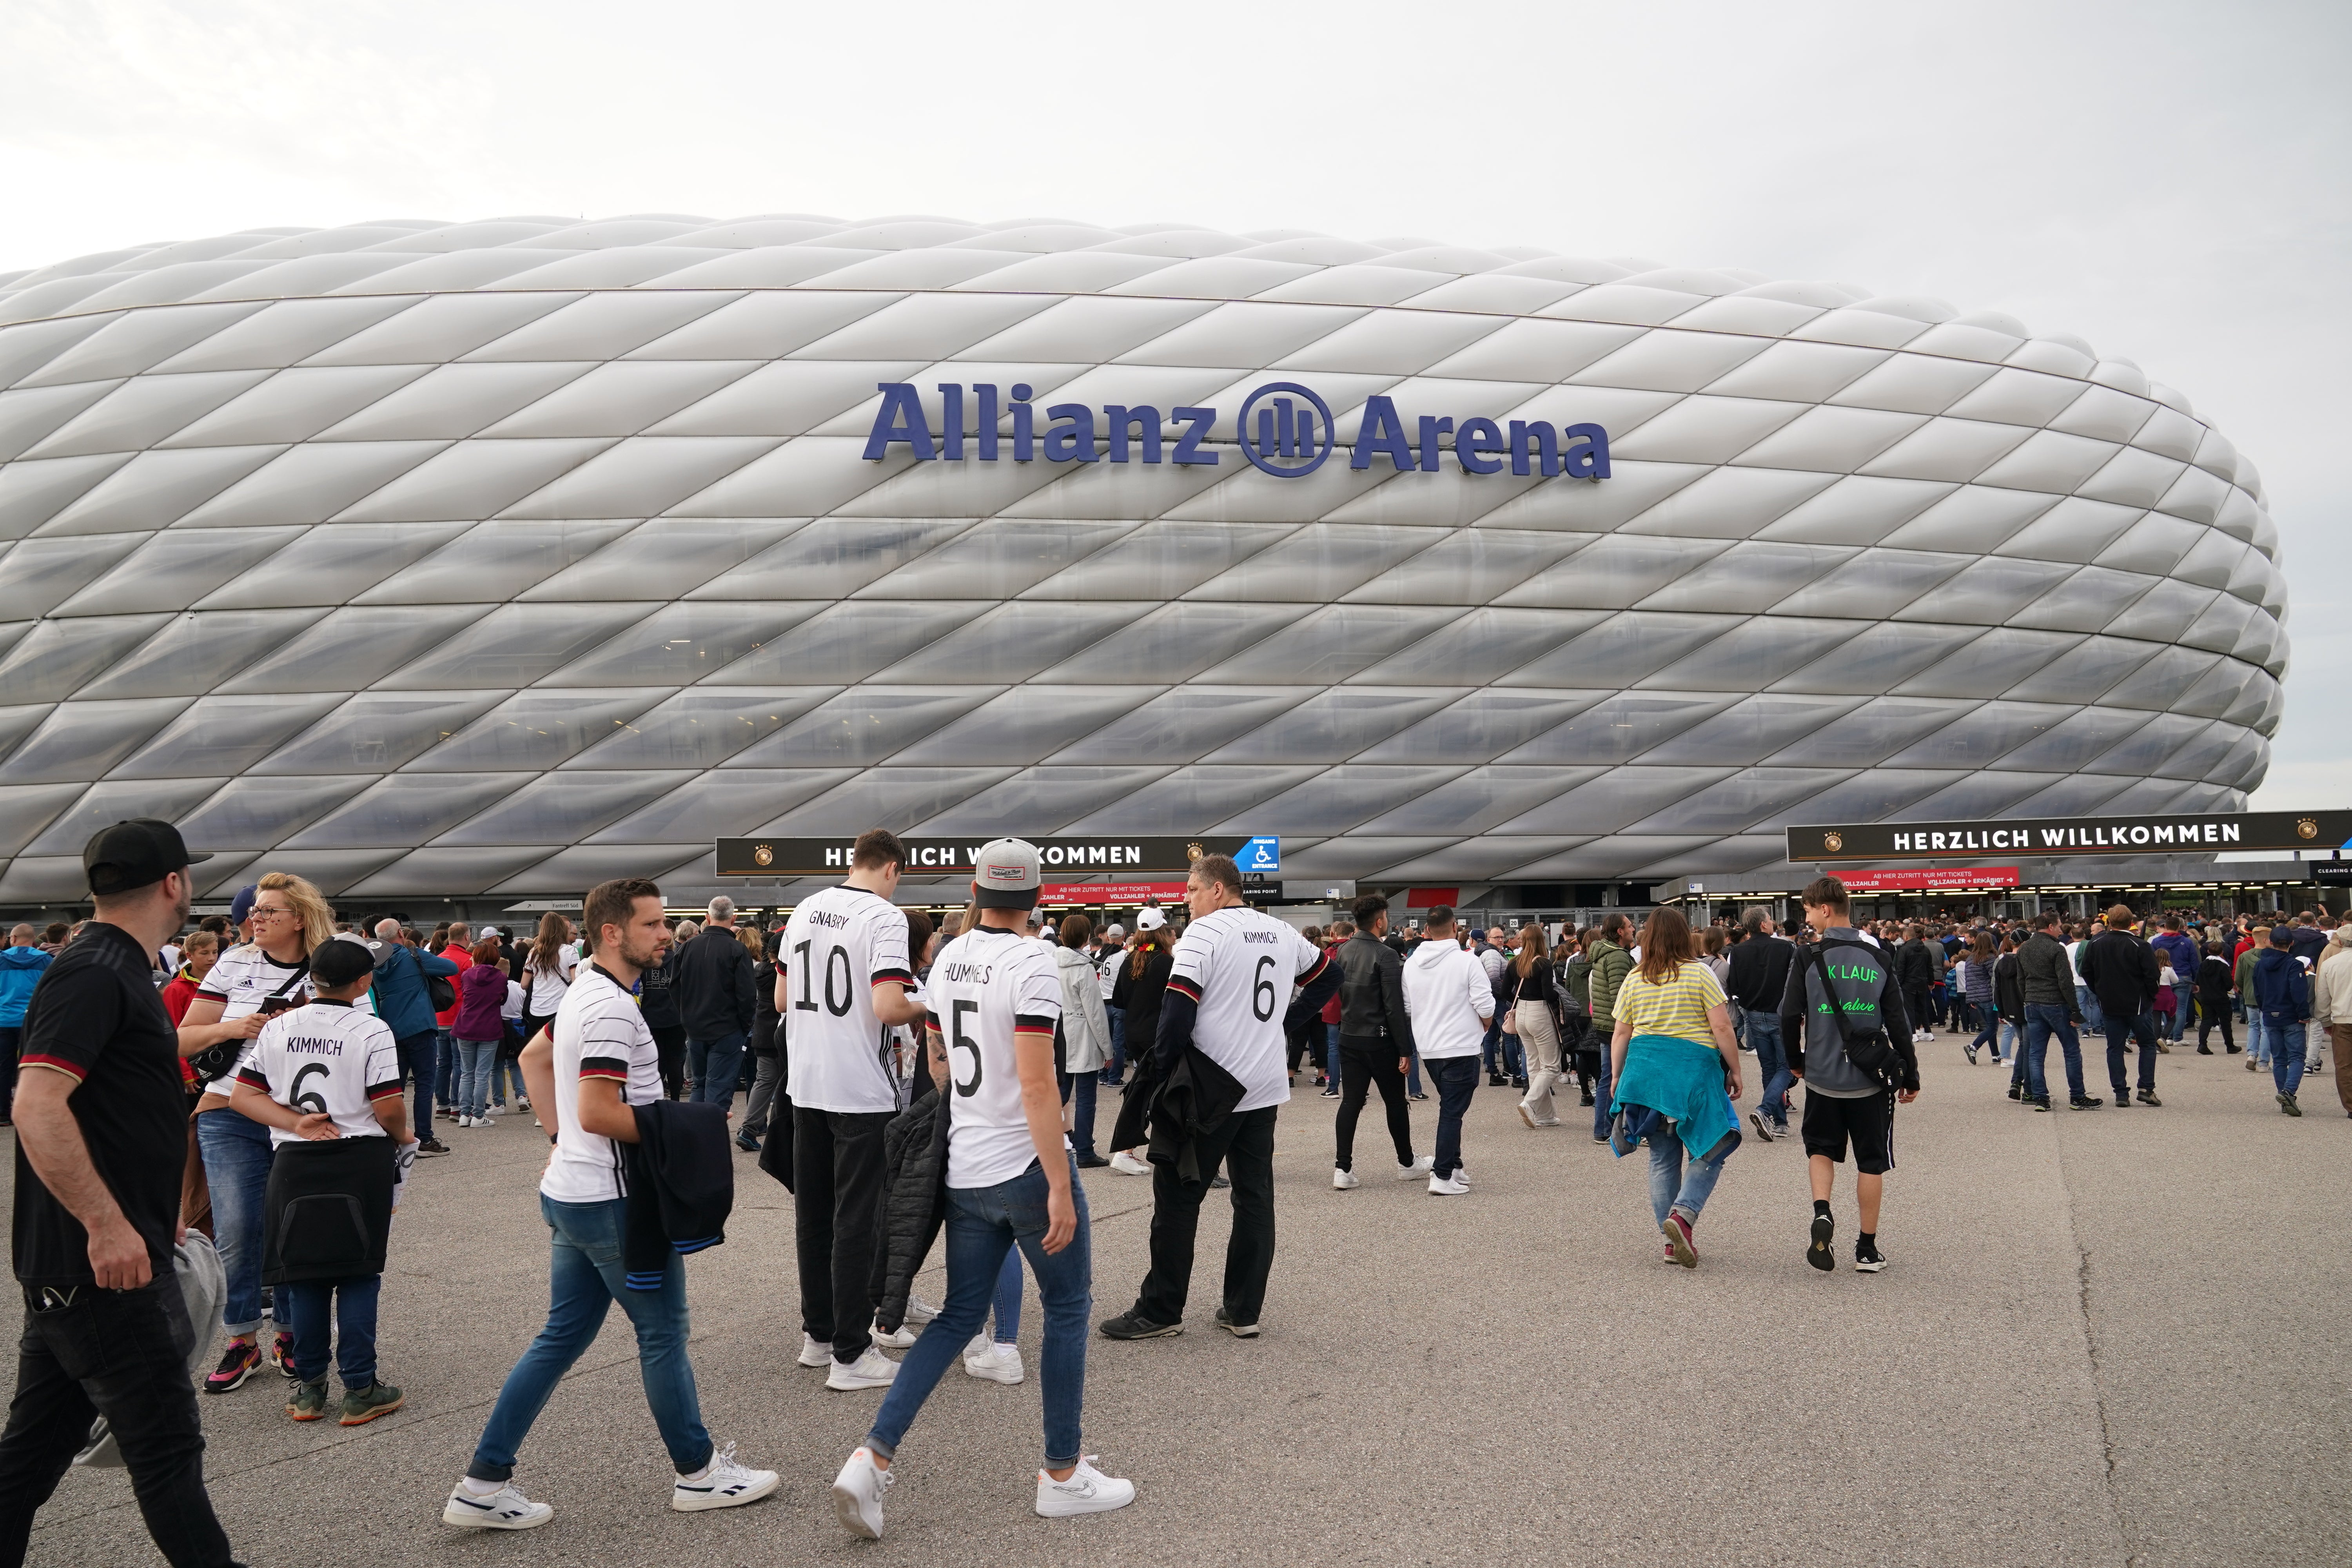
[
  {"x1": 989, "y1": 1247, "x2": 1023, "y2": 1341},
  {"x1": 283, "y1": 1275, "x2": 380, "y2": 1388},
  {"x1": 1743, "y1": 1008, "x2": 1790, "y2": 1127},
  {"x1": 2023, "y1": 1003, "x2": 2087, "y2": 1100},
  {"x1": 1648, "y1": 1126, "x2": 1732, "y2": 1226},
  {"x1": 1325, "y1": 1023, "x2": 1343, "y2": 1086},
  {"x1": 436, "y1": 1029, "x2": 458, "y2": 1109},
  {"x1": 2102, "y1": 1009, "x2": 2159, "y2": 1097},
  {"x1": 1407, "y1": 1055, "x2": 1424, "y2": 1096},
  {"x1": 493, "y1": 1054, "x2": 526, "y2": 1106},
  {"x1": 2246, "y1": 1008, "x2": 2271, "y2": 1065},
  {"x1": 1102, "y1": 1010, "x2": 1125, "y2": 1084},
  {"x1": 1593, "y1": 1044, "x2": 1614, "y2": 1140},
  {"x1": 2269, "y1": 1019, "x2": 2307, "y2": 1096},
  {"x1": 468, "y1": 1195, "x2": 711, "y2": 1482},
  {"x1": 195, "y1": 1107, "x2": 273, "y2": 1338},
  {"x1": 454, "y1": 1038, "x2": 499, "y2": 1118},
  {"x1": 2075, "y1": 985, "x2": 2104, "y2": 1037},
  {"x1": 687, "y1": 1032, "x2": 746, "y2": 1106},
  {"x1": 1070, "y1": 1071, "x2": 1099, "y2": 1160},
  {"x1": 868, "y1": 1155, "x2": 1091, "y2": 1467},
  {"x1": 1426, "y1": 1054, "x2": 1480, "y2": 1178}
]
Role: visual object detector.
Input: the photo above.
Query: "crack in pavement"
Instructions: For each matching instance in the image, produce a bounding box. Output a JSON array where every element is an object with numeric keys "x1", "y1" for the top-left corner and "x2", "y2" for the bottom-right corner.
[{"x1": 2054, "y1": 1121, "x2": 2143, "y2": 1568}]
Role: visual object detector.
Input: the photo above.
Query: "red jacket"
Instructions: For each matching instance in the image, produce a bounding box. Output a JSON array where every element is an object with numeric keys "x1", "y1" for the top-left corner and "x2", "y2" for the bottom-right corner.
[{"x1": 436, "y1": 944, "x2": 470, "y2": 1027}]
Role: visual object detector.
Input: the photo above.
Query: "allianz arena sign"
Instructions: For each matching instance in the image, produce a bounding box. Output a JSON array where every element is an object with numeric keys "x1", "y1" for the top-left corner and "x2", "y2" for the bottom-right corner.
[{"x1": 865, "y1": 379, "x2": 1612, "y2": 479}]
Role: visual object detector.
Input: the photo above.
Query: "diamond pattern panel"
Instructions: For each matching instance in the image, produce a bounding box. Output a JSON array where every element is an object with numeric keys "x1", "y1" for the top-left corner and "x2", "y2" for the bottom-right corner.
[{"x1": 0, "y1": 216, "x2": 2281, "y2": 895}]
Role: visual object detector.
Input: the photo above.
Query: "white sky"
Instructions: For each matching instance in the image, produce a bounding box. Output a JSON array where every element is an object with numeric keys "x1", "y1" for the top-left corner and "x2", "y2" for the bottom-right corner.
[{"x1": 2, "y1": 0, "x2": 2343, "y2": 807}]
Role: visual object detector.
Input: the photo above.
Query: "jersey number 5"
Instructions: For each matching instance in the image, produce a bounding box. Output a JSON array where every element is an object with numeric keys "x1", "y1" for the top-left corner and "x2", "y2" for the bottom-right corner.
[{"x1": 949, "y1": 999, "x2": 983, "y2": 1096}]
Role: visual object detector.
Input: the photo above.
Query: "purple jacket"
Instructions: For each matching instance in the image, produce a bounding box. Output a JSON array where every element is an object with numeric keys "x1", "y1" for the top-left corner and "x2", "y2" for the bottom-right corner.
[{"x1": 453, "y1": 964, "x2": 510, "y2": 1041}]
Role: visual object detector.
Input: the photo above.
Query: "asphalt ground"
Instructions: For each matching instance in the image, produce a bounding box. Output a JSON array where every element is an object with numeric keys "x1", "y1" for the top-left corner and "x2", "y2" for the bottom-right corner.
[{"x1": 14, "y1": 1036, "x2": 2349, "y2": 1567}]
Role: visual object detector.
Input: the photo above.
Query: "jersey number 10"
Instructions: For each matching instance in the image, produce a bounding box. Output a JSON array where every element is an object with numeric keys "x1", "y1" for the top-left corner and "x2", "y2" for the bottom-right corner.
[{"x1": 793, "y1": 940, "x2": 855, "y2": 1017}]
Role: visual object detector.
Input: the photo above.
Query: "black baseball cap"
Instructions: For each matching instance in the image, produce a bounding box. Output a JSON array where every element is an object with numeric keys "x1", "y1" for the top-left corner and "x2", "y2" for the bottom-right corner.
[{"x1": 83, "y1": 819, "x2": 211, "y2": 897}]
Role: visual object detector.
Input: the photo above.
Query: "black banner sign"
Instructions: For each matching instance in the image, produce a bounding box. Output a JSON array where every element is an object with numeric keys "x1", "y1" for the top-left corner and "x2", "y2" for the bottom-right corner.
[
  {"x1": 1787, "y1": 809, "x2": 2352, "y2": 864},
  {"x1": 716, "y1": 836, "x2": 1256, "y2": 879},
  {"x1": 2310, "y1": 861, "x2": 2352, "y2": 886}
]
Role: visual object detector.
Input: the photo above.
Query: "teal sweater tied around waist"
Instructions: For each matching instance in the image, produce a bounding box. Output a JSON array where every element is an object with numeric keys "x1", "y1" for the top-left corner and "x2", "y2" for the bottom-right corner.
[{"x1": 1610, "y1": 1033, "x2": 1740, "y2": 1163}]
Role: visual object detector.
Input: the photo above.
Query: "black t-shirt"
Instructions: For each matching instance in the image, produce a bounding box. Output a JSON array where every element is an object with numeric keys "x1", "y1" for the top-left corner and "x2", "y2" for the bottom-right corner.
[{"x1": 12, "y1": 923, "x2": 186, "y2": 1287}]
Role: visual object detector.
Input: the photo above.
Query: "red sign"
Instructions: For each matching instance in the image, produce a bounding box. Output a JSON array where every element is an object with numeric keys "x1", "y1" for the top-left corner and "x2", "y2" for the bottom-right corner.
[
  {"x1": 1836, "y1": 866, "x2": 2020, "y2": 893},
  {"x1": 1039, "y1": 882, "x2": 1188, "y2": 904},
  {"x1": 1405, "y1": 887, "x2": 1461, "y2": 909}
]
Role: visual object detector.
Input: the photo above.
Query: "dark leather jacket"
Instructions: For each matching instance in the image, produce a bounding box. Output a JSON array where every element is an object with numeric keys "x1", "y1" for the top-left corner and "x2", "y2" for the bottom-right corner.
[{"x1": 1336, "y1": 931, "x2": 1416, "y2": 1052}]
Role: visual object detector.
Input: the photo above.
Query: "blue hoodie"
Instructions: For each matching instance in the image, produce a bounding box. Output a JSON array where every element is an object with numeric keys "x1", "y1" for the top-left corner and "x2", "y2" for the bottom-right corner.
[
  {"x1": 0, "y1": 946, "x2": 52, "y2": 1028},
  {"x1": 2252, "y1": 947, "x2": 2311, "y2": 1024}
]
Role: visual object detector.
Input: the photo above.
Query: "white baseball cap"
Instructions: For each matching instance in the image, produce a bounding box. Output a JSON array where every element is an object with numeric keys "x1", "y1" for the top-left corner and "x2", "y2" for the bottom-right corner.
[
  {"x1": 1135, "y1": 907, "x2": 1167, "y2": 931},
  {"x1": 972, "y1": 837, "x2": 1041, "y2": 910}
]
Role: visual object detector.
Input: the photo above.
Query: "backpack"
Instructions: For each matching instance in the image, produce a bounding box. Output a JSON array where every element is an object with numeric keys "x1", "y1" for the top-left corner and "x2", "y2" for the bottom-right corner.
[
  {"x1": 410, "y1": 946, "x2": 457, "y2": 1014},
  {"x1": 1806, "y1": 939, "x2": 1905, "y2": 1091}
]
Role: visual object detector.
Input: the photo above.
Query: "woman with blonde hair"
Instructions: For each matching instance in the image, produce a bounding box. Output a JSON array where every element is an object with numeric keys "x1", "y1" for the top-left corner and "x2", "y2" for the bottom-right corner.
[
  {"x1": 177, "y1": 871, "x2": 350, "y2": 1391},
  {"x1": 1507, "y1": 926, "x2": 1566, "y2": 1129},
  {"x1": 1605, "y1": 907, "x2": 1743, "y2": 1268}
]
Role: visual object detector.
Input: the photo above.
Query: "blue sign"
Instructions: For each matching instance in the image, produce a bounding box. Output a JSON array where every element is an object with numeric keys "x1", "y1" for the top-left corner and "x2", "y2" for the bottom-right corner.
[
  {"x1": 1239, "y1": 836, "x2": 1281, "y2": 873},
  {"x1": 863, "y1": 381, "x2": 1609, "y2": 480}
]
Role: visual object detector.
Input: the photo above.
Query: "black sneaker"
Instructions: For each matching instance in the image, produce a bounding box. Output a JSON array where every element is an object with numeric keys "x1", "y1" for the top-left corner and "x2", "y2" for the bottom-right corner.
[
  {"x1": 1579, "y1": 1089, "x2": 1596, "y2": 1106},
  {"x1": 1806, "y1": 1211, "x2": 1835, "y2": 1272},
  {"x1": 2279, "y1": 1093, "x2": 2302, "y2": 1118},
  {"x1": 2070, "y1": 1094, "x2": 2103, "y2": 1110},
  {"x1": 416, "y1": 1136, "x2": 451, "y2": 1156},
  {"x1": 1214, "y1": 1307, "x2": 1259, "y2": 1339},
  {"x1": 2007, "y1": 1082, "x2": 2023, "y2": 1101},
  {"x1": 1074, "y1": 1152, "x2": 1109, "y2": 1168},
  {"x1": 2196, "y1": 1044, "x2": 2213, "y2": 1055},
  {"x1": 2135, "y1": 1089, "x2": 2161, "y2": 1107},
  {"x1": 1098, "y1": 1309, "x2": 1182, "y2": 1341},
  {"x1": 735, "y1": 1135, "x2": 760, "y2": 1153},
  {"x1": 1486, "y1": 1073, "x2": 1508, "y2": 1087},
  {"x1": 1853, "y1": 1241, "x2": 1887, "y2": 1274},
  {"x1": 2028, "y1": 1095, "x2": 2053, "y2": 1112}
]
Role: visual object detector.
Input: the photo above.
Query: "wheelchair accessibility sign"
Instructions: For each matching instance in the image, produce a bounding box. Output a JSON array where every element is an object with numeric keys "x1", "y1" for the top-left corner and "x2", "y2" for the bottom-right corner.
[{"x1": 1239, "y1": 837, "x2": 1281, "y2": 873}]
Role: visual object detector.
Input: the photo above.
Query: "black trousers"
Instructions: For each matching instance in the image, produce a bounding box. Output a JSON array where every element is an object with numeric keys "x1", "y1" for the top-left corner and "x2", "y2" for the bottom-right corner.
[
  {"x1": 2197, "y1": 999, "x2": 2235, "y2": 1051},
  {"x1": 793, "y1": 1106, "x2": 893, "y2": 1363},
  {"x1": 0, "y1": 1277, "x2": 238, "y2": 1568},
  {"x1": 1136, "y1": 1105, "x2": 1278, "y2": 1328},
  {"x1": 1905, "y1": 986, "x2": 1935, "y2": 1031},
  {"x1": 1333, "y1": 1035, "x2": 1413, "y2": 1172},
  {"x1": 650, "y1": 1025, "x2": 686, "y2": 1100}
]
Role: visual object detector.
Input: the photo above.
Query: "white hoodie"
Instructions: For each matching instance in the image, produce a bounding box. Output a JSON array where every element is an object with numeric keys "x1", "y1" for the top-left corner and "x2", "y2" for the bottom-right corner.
[{"x1": 1401, "y1": 937, "x2": 1494, "y2": 1059}]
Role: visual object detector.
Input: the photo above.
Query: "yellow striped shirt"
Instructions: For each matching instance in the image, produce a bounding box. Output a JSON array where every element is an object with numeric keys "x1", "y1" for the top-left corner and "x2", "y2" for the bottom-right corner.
[{"x1": 1614, "y1": 964, "x2": 1726, "y2": 1045}]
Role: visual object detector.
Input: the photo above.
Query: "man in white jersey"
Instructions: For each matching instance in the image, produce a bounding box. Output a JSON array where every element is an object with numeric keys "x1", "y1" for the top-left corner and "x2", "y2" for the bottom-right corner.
[
  {"x1": 228, "y1": 937, "x2": 413, "y2": 1425},
  {"x1": 1099, "y1": 854, "x2": 1339, "y2": 1341},
  {"x1": 781, "y1": 829, "x2": 927, "y2": 1390},
  {"x1": 442, "y1": 878, "x2": 776, "y2": 1532},
  {"x1": 830, "y1": 838, "x2": 1134, "y2": 1539}
]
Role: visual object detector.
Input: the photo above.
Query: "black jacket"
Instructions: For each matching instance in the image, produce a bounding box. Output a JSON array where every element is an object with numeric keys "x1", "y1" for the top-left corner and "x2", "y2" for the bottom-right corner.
[
  {"x1": 1724, "y1": 934, "x2": 1793, "y2": 1013},
  {"x1": 1993, "y1": 952, "x2": 2025, "y2": 1024},
  {"x1": 2080, "y1": 928, "x2": 2161, "y2": 1019},
  {"x1": 876, "y1": 1075, "x2": 947, "y2": 1334},
  {"x1": 1895, "y1": 938, "x2": 1938, "y2": 991},
  {"x1": 1335, "y1": 931, "x2": 1415, "y2": 1050},
  {"x1": 2017, "y1": 931, "x2": 2077, "y2": 1011},
  {"x1": 622, "y1": 1099, "x2": 733, "y2": 1289},
  {"x1": 1110, "y1": 944, "x2": 1172, "y2": 1059},
  {"x1": 262, "y1": 1136, "x2": 396, "y2": 1286},
  {"x1": 1134, "y1": 1044, "x2": 1247, "y2": 1185},
  {"x1": 640, "y1": 947, "x2": 681, "y2": 1031},
  {"x1": 673, "y1": 926, "x2": 756, "y2": 1040}
]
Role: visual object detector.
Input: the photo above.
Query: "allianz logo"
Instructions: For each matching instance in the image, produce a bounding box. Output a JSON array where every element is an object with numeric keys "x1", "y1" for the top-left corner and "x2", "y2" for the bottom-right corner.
[{"x1": 863, "y1": 380, "x2": 1611, "y2": 481}]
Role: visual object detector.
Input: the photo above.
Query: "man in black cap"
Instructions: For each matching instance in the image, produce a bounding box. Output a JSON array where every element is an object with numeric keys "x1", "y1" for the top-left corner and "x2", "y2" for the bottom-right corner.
[{"x1": 0, "y1": 820, "x2": 243, "y2": 1566}]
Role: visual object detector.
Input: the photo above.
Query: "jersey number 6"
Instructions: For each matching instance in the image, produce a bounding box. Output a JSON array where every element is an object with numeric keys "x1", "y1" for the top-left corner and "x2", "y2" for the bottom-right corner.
[{"x1": 1252, "y1": 955, "x2": 1278, "y2": 1022}]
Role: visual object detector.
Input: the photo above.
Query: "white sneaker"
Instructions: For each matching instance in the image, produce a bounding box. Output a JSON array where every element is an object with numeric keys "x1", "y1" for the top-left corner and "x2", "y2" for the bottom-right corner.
[
  {"x1": 671, "y1": 1441, "x2": 779, "y2": 1511},
  {"x1": 1517, "y1": 1099, "x2": 1539, "y2": 1128},
  {"x1": 1035, "y1": 1456, "x2": 1136, "y2": 1518},
  {"x1": 965, "y1": 1340, "x2": 1025, "y2": 1384},
  {"x1": 797, "y1": 1333, "x2": 831, "y2": 1368},
  {"x1": 1454, "y1": 1164, "x2": 1472, "y2": 1186},
  {"x1": 871, "y1": 1318, "x2": 918, "y2": 1350},
  {"x1": 443, "y1": 1481, "x2": 553, "y2": 1530},
  {"x1": 1428, "y1": 1174, "x2": 1469, "y2": 1195},
  {"x1": 905, "y1": 1295, "x2": 940, "y2": 1323},
  {"x1": 1331, "y1": 1167, "x2": 1359, "y2": 1190},
  {"x1": 830, "y1": 1447, "x2": 893, "y2": 1539},
  {"x1": 1396, "y1": 1154, "x2": 1434, "y2": 1179},
  {"x1": 1109, "y1": 1151, "x2": 1151, "y2": 1176},
  {"x1": 826, "y1": 1346, "x2": 898, "y2": 1390},
  {"x1": 458, "y1": 1115, "x2": 476, "y2": 1128}
]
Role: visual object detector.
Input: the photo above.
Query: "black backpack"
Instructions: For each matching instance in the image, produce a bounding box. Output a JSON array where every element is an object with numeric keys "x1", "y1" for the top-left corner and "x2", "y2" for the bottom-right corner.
[{"x1": 1806, "y1": 939, "x2": 1906, "y2": 1092}]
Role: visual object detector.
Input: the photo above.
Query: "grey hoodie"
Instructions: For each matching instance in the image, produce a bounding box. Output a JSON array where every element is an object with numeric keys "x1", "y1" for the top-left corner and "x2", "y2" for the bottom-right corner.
[{"x1": 1778, "y1": 926, "x2": 1919, "y2": 1097}]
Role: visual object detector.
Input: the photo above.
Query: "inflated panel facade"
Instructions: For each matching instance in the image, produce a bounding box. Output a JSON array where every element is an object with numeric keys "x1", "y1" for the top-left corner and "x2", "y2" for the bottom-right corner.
[{"x1": 0, "y1": 215, "x2": 2285, "y2": 900}]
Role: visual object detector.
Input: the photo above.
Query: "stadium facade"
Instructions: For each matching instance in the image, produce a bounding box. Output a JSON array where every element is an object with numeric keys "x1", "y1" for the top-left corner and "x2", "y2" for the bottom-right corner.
[{"x1": 0, "y1": 214, "x2": 2285, "y2": 912}]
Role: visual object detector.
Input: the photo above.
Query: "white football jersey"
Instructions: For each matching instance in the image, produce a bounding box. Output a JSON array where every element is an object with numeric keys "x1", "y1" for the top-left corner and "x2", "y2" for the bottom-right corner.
[
  {"x1": 194, "y1": 940, "x2": 376, "y2": 1096},
  {"x1": 927, "y1": 927, "x2": 1063, "y2": 1189},
  {"x1": 542, "y1": 960, "x2": 661, "y2": 1205},
  {"x1": 1165, "y1": 906, "x2": 1329, "y2": 1112},
  {"x1": 234, "y1": 999, "x2": 403, "y2": 1149},
  {"x1": 781, "y1": 885, "x2": 914, "y2": 1114}
]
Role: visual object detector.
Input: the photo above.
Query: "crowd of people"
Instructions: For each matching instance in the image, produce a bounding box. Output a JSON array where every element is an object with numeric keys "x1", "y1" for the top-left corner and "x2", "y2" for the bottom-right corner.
[{"x1": 3, "y1": 815, "x2": 2345, "y2": 1563}]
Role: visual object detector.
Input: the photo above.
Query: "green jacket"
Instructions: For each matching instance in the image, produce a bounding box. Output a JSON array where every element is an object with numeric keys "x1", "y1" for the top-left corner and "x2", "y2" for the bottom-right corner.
[
  {"x1": 2233, "y1": 946, "x2": 2261, "y2": 997},
  {"x1": 1588, "y1": 938, "x2": 1633, "y2": 1027}
]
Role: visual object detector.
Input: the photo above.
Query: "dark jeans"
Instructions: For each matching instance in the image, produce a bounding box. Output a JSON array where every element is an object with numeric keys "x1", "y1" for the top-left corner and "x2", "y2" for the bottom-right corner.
[
  {"x1": 2022, "y1": 1002, "x2": 2087, "y2": 1100},
  {"x1": 1135, "y1": 1105, "x2": 1277, "y2": 1328},
  {"x1": 1426, "y1": 1054, "x2": 1480, "y2": 1179},
  {"x1": 0, "y1": 1025, "x2": 17, "y2": 1120},
  {"x1": 740, "y1": 1051, "x2": 784, "y2": 1139},
  {"x1": 1744, "y1": 1008, "x2": 1790, "y2": 1126},
  {"x1": 1593, "y1": 1037, "x2": 1616, "y2": 1139},
  {"x1": 686, "y1": 1032, "x2": 746, "y2": 1106},
  {"x1": 1481, "y1": 1013, "x2": 1521, "y2": 1079},
  {"x1": 1333, "y1": 1034, "x2": 1413, "y2": 1172},
  {"x1": 1905, "y1": 986, "x2": 1934, "y2": 1032},
  {"x1": 650, "y1": 1024, "x2": 686, "y2": 1100},
  {"x1": 793, "y1": 1106, "x2": 893, "y2": 1363},
  {"x1": 0, "y1": 1277, "x2": 238, "y2": 1567},
  {"x1": 282, "y1": 1275, "x2": 379, "y2": 1388},
  {"x1": 435, "y1": 1030, "x2": 457, "y2": 1109},
  {"x1": 2103, "y1": 1008, "x2": 2160, "y2": 1096},
  {"x1": 1069, "y1": 1071, "x2": 1100, "y2": 1160},
  {"x1": 1103, "y1": 1010, "x2": 1125, "y2": 1084}
]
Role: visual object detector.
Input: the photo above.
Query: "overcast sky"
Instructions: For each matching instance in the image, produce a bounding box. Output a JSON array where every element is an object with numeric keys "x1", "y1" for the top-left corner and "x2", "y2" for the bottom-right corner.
[{"x1": 3, "y1": 0, "x2": 2343, "y2": 808}]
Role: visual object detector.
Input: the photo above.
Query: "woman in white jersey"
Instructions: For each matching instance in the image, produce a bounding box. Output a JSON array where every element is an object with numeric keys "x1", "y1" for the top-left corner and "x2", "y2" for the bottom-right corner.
[
  {"x1": 831, "y1": 839, "x2": 1135, "y2": 1539},
  {"x1": 520, "y1": 914, "x2": 576, "y2": 1044},
  {"x1": 178, "y1": 871, "x2": 338, "y2": 1393}
]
